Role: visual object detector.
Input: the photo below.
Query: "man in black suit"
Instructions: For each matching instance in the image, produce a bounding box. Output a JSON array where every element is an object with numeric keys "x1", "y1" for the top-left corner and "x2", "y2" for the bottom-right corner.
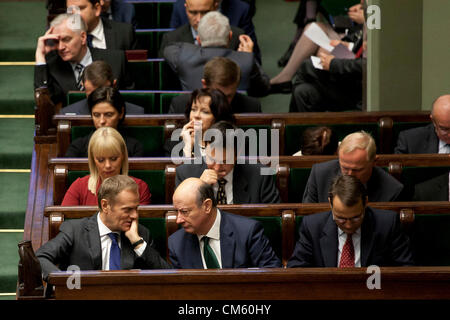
[
  {"x1": 36, "y1": 175, "x2": 171, "y2": 280},
  {"x1": 288, "y1": 175, "x2": 414, "y2": 268},
  {"x1": 395, "y1": 94, "x2": 450, "y2": 154},
  {"x1": 175, "y1": 121, "x2": 280, "y2": 204},
  {"x1": 158, "y1": 0, "x2": 245, "y2": 58},
  {"x1": 164, "y1": 11, "x2": 270, "y2": 97},
  {"x1": 60, "y1": 60, "x2": 144, "y2": 115},
  {"x1": 168, "y1": 57, "x2": 261, "y2": 114},
  {"x1": 413, "y1": 171, "x2": 449, "y2": 201},
  {"x1": 34, "y1": 13, "x2": 130, "y2": 106},
  {"x1": 67, "y1": 0, "x2": 137, "y2": 50},
  {"x1": 303, "y1": 131, "x2": 404, "y2": 203}
]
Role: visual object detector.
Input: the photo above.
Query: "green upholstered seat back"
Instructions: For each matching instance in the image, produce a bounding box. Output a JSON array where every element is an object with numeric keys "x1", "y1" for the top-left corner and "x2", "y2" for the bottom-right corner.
[
  {"x1": 252, "y1": 216, "x2": 282, "y2": 262},
  {"x1": 160, "y1": 92, "x2": 186, "y2": 114},
  {"x1": 289, "y1": 168, "x2": 312, "y2": 203}
]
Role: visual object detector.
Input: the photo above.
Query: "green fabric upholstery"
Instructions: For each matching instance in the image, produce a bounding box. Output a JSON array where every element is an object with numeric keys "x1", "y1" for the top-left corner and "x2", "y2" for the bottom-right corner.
[
  {"x1": 285, "y1": 123, "x2": 379, "y2": 156},
  {"x1": 136, "y1": 29, "x2": 172, "y2": 58},
  {"x1": 139, "y1": 217, "x2": 167, "y2": 258},
  {"x1": 321, "y1": 0, "x2": 359, "y2": 16},
  {"x1": 157, "y1": 2, "x2": 175, "y2": 28},
  {"x1": 134, "y1": 2, "x2": 174, "y2": 29},
  {"x1": 160, "y1": 92, "x2": 186, "y2": 113},
  {"x1": 159, "y1": 60, "x2": 182, "y2": 90},
  {"x1": 129, "y1": 60, "x2": 158, "y2": 90},
  {"x1": 289, "y1": 168, "x2": 312, "y2": 203},
  {"x1": 252, "y1": 217, "x2": 282, "y2": 262}
]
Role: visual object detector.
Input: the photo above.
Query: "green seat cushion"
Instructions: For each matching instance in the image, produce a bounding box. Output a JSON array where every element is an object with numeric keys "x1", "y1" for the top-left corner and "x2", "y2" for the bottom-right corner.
[
  {"x1": 129, "y1": 60, "x2": 159, "y2": 90},
  {"x1": 139, "y1": 217, "x2": 167, "y2": 258}
]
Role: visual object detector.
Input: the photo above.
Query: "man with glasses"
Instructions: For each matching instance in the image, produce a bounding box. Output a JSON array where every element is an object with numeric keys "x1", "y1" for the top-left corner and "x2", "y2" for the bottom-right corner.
[
  {"x1": 303, "y1": 131, "x2": 404, "y2": 203},
  {"x1": 395, "y1": 94, "x2": 450, "y2": 154},
  {"x1": 288, "y1": 175, "x2": 414, "y2": 268},
  {"x1": 169, "y1": 177, "x2": 281, "y2": 268}
]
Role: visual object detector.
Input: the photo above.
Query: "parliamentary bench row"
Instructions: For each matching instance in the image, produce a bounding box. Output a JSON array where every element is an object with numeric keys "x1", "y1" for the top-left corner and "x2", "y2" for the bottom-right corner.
[
  {"x1": 48, "y1": 154, "x2": 450, "y2": 205},
  {"x1": 52, "y1": 111, "x2": 432, "y2": 156},
  {"x1": 43, "y1": 202, "x2": 450, "y2": 268}
]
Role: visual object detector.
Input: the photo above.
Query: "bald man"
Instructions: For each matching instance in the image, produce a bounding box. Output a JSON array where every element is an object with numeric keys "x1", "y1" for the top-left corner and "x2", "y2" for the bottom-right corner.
[
  {"x1": 395, "y1": 94, "x2": 450, "y2": 154},
  {"x1": 168, "y1": 178, "x2": 281, "y2": 269}
]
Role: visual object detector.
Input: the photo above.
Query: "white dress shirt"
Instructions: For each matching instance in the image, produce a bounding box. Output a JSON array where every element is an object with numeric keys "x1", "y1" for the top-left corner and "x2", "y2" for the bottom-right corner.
[
  {"x1": 337, "y1": 227, "x2": 361, "y2": 267},
  {"x1": 197, "y1": 209, "x2": 222, "y2": 269},
  {"x1": 69, "y1": 49, "x2": 93, "y2": 80},
  {"x1": 90, "y1": 19, "x2": 107, "y2": 49},
  {"x1": 438, "y1": 140, "x2": 450, "y2": 154},
  {"x1": 212, "y1": 169, "x2": 234, "y2": 204},
  {"x1": 97, "y1": 213, "x2": 147, "y2": 270}
]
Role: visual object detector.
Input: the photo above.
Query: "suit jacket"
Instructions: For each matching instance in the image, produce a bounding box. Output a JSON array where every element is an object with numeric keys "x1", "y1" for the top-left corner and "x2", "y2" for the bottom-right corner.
[
  {"x1": 175, "y1": 162, "x2": 280, "y2": 204},
  {"x1": 413, "y1": 172, "x2": 449, "y2": 201},
  {"x1": 101, "y1": 17, "x2": 137, "y2": 50},
  {"x1": 158, "y1": 23, "x2": 245, "y2": 58},
  {"x1": 36, "y1": 213, "x2": 171, "y2": 280},
  {"x1": 168, "y1": 210, "x2": 281, "y2": 268},
  {"x1": 168, "y1": 91, "x2": 261, "y2": 114},
  {"x1": 394, "y1": 123, "x2": 439, "y2": 154},
  {"x1": 287, "y1": 208, "x2": 414, "y2": 267},
  {"x1": 60, "y1": 99, "x2": 144, "y2": 115},
  {"x1": 164, "y1": 43, "x2": 270, "y2": 97},
  {"x1": 169, "y1": 0, "x2": 261, "y2": 64},
  {"x1": 64, "y1": 129, "x2": 144, "y2": 157},
  {"x1": 302, "y1": 159, "x2": 404, "y2": 203},
  {"x1": 110, "y1": 0, "x2": 136, "y2": 28},
  {"x1": 34, "y1": 48, "x2": 129, "y2": 106}
]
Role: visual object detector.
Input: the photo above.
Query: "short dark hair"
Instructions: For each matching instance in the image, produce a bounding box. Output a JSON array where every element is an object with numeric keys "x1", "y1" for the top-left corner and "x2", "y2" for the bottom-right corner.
[
  {"x1": 329, "y1": 175, "x2": 368, "y2": 207},
  {"x1": 82, "y1": 60, "x2": 114, "y2": 87},
  {"x1": 301, "y1": 126, "x2": 338, "y2": 155},
  {"x1": 87, "y1": 87, "x2": 126, "y2": 124},
  {"x1": 196, "y1": 180, "x2": 217, "y2": 208},
  {"x1": 203, "y1": 57, "x2": 241, "y2": 87},
  {"x1": 97, "y1": 175, "x2": 138, "y2": 209},
  {"x1": 184, "y1": 88, "x2": 233, "y2": 123}
]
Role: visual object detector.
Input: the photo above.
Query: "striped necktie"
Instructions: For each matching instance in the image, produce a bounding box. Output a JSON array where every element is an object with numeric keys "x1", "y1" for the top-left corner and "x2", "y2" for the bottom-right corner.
[
  {"x1": 74, "y1": 63, "x2": 84, "y2": 91},
  {"x1": 216, "y1": 179, "x2": 227, "y2": 204}
]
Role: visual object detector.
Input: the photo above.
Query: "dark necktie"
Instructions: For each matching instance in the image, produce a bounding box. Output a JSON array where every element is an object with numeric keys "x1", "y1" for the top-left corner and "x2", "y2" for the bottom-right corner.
[
  {"x1": 108, "y1": 232, "x2": 121, "y2": 270},
  {"x1": 202, "y1": 236, "x2": 220, "y2": 269},
  {"x1": 74, "y1": 63, "x2": 84, "y2": 91},
  {"x1": 339, "y1": 233, "x2": 355, "y2": 268},
  {"x1": 86, "y1": 33, "x2": 94, "y2": 48},
  {"x1": 216, "y1": 179, "x2": 227, "y2": 204}
]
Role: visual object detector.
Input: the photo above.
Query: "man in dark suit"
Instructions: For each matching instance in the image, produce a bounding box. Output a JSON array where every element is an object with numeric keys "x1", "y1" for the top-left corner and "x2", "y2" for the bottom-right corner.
[
  {"x1": 101, "y1": 0, "x2": 136, "y2": 28},
  {"x1": 288, "y1": 175, "x2": 414, "y2": 268},
  {"x1": 168, "y1": 57, "x2": 261, "y2": 114},
  {"x1": 169, "y1": 0, "x2": 261, "y2": 63},
  {"x1": 169, "y1": 177, "x2": 282, "y2": 268},
  {"x1": 413, "y1": 171, "x2": 449, "y2": 201},
  {"x1": 34, "y1": 14, "x2": 130, "y2": 106},
  {"x1": 164, "y1": 11, "x2": 270, "y2": 97},
  {"x1": 303, "y1": 131, "x2": 404, "y2": 203},
  {"x1": 60, "y1": 60, "x2": 144, "y2": 115},
  {"x1": 159, "y1": 0, "x2": 245, "y2": 58},
  {"x1": 175, "y1": 121, "x2": 280, "y2": 204},
  {"x1": 395, "y1": 95, "x2": 450, "y2": 154},
  {"x1": 36, "y1": 175, "x2": 171, "y2": 280},
  {"x1": 67, "y1": 0, "x2": 137, "y2": 50}
]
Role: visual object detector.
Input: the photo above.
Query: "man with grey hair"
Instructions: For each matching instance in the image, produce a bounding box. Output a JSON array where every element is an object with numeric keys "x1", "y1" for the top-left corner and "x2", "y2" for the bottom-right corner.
[
  {"x1": 302, "y1": 131, "x2": 404, "y2": 203},
  {"x1": 395, "y1": 94, "x2": 450, "y2": 154},
  {"x1": 164, "y1": 11, "x2": 270, "y2": 97},
  {"x1": 34, "y1": 13, "x2": 130, "y2": 106},
  {"x1": 36, "y1": 175, "x2": 171, "y2": 280}
]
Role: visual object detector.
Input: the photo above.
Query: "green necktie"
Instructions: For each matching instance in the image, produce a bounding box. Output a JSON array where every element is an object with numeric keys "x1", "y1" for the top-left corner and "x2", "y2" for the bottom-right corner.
[{"x1": 202, "y1": 236, "x2": 220, "y2": 269}]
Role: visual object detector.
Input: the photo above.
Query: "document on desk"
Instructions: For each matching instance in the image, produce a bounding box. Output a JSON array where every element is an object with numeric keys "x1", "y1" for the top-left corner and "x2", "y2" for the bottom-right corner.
[{"x1": 304, "y1": 22, "x2": 334, "y2": 52}]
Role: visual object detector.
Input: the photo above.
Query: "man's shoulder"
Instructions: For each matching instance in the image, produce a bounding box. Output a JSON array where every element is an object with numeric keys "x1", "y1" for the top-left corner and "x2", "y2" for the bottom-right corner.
[
  {"x1": 221, "y1": 210, "x2": 259, "y2": 230},
  {"x1": 91, "y1": 47, "x2": 125, "y2": 61},
  {"x1": 399, "y1": 123, "x2": 434, "y2": 138},
  {"x1": 312, "y1": 159, "x2": 339, "y2": 172},
  {"x1": 124, "y1": 101, "x2": 145, "y2": 114},
  {"x1": 170, "y1": 93, "x2": 190, "y2": 113},
  {"x1": 303, "y1": 211, "x2": 332, "y2": 225},
  {"x1": 167, "y1": 24, "x2": 191, "y2": 39},
  {"x1": 60, "y1": 99, "x2": 89, "y2": 115},
  {"x1": 60, "y1": 214, "x2": 95, "y2": 232},
  {"x1": 103, "y1": 17, "x2": 133, "y2": 32},
  {"x1": 366, "y1": 207, "x2": 398, "y2": 226},
  {"x1": 232, "y1": 93, "x2": 261, "y2": 113}
]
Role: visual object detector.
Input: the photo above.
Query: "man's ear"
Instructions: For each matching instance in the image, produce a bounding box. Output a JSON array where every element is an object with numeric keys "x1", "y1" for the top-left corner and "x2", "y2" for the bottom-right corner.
[
  {"x1": 94, "y1": 1, "x2": 102, "y2": 17},
  {"x1": 201, "y1": 79, "x2": 207, "y2": 88},
  {"x1": 101, "y1": 198, "x2": 109, "y2": 213},
  {"x1": 112, "y1": 79, "x2": 118, "y2": 88},
  {"x1": 203, "y1": 198, "x2": 213, "y2": 214},
  {"x1": 80, "y1": 31, "x2": 87, "y2": 46}
]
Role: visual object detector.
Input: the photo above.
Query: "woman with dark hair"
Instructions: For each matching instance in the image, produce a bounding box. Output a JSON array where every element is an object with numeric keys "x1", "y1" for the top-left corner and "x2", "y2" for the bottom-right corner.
[
  {"x1": 164, "y1": 88, "x2": 233, "y2": 157},
  {"x1": 294, "y1": 126, "x2": 338, "y2": 156},
  {"x1": 64, "y1": 87, "x2": 144, "y2": 157}
]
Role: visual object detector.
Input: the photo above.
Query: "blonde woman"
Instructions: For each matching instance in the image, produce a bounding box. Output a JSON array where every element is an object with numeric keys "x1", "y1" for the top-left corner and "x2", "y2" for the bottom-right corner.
[{"x1": 62, "y1": 127, "x2": 150, "y2": 205}]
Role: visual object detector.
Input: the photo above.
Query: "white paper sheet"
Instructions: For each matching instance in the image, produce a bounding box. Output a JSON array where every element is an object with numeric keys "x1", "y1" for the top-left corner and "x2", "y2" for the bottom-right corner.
[
  {"x1": 311, "y1": 56, "x2": 324, "y2": 70},
  {"x1": 304, "y1": 22, "x2": 334, "y2": 52}
]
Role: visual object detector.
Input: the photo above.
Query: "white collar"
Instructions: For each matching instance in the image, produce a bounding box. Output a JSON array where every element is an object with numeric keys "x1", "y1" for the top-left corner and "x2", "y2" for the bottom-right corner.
[
  {"x1": 197, "y1": 209, "x2": 221, "y2": 241},
  {"x1": 90, "y1": 18, "x2": 105, "y2": 42},
  {"x1": 70, "y1": 48, "x2": 93, "y2": 70},
  {"x1": 338, "y1": 227, "x2": 361, "y2": 238},
  {"x1": 97, "y1": 212, "x2": 116, "y2": 237}
]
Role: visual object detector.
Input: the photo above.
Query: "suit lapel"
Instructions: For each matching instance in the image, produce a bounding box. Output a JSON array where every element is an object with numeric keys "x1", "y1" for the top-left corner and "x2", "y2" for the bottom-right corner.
[
  {"x1": 319, "y1": 213, "x2": 338, "y2": 267},
  {"x1": 120, "y1": 233, "x2": 135, "y2": 269},
  {"x1": 86, "y1": 215, "x2": 102, "y2": 270},
  {"x1": 232, "y1": 165, "x2": 249, "y2": 203},
  {"x1": 186, "y1": 233, "x2": 204, "y2": 268},
  {"x1": 52, "y1": 57, "x2": 77, "y2": 92},
  {"x1": 101, "y1": 18, "x2": 114, "y2": 49},
  {"x1": 427, "y1": 124, "x2": 440, "y2": 153},
  {"x1": 181, "y1": 24, "x2": 195, "y2": 44},
  {"x1": 219, "y1": 212, "x2": 235, "y2": 268},
  {"x1": 360, "y1": 208, "x2": 375, "y2": 267}
]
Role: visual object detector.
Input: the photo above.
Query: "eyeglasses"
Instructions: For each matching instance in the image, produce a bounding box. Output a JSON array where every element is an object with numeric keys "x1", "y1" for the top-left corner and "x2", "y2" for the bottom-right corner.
[{"x1": 332, "y1": 211, "x2": 364, "y2": 224}]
